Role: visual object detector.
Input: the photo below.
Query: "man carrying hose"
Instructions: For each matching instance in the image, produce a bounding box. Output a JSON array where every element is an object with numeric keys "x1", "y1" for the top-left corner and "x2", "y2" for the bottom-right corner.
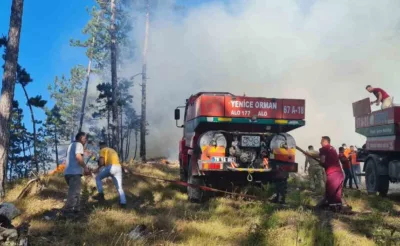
[{"x1": 316, "y1": 136, "x2": 344, "y2": 208}]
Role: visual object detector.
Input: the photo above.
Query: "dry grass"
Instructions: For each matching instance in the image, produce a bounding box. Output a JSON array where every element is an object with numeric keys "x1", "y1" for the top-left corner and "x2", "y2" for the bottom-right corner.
[{"x1": 4, "y1": 162, "x2": 400, "y2": 246}]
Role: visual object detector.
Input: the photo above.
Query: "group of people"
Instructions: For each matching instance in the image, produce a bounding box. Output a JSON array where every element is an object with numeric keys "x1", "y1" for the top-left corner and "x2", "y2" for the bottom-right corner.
[
  {"x1": 304, "y1": 137, "x2": 352, "y2": 208},
  {"x1": 302, "y1": 85, "x2": 393, "y2": 209},
  {"x1": 304, "y1": 136, "x2": 345, "y2": 207},
  {"x1": 338, "y1": 144, "x2": 361, "y2": 188},
  {"x1": 62, "y1": 132, "x2": 127, "y2": 216},
  {"x1": 60, "y1": 85, "x2": 392, "y2": 213},
  {"x1": 305, "y1": 143, "x2": 361, "y2": 191}
]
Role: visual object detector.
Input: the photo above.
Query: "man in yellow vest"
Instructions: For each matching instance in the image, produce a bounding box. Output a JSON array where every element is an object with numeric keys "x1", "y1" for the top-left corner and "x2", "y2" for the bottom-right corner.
[
  {"x1": 342, "y1": 143, "x2": 351, "y2": 158},
  {"x1": 92, "y1": 142, "x2": 126, "y2": 208}
]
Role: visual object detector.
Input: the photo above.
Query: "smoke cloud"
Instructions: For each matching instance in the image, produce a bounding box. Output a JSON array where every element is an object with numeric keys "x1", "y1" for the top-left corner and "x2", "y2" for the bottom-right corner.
[{"x1": 120, "y1": 0, "x2": 400, "y2": 169}]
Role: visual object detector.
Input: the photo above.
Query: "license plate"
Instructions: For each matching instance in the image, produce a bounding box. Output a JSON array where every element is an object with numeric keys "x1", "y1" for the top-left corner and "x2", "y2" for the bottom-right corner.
[
  {"x1": 211, "y1": 157, "x2": 235, "y2": 162},
  {"x1": 241, "y1": 135, "x2": 260, "y2": 147}
]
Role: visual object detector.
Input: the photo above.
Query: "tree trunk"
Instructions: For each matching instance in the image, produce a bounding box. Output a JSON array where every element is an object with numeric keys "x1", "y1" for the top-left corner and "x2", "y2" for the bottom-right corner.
[
  {"x1": 18, "y1": 113, "x2": 27, "y2": 176},
  {"x1": 125, "y1": 128, "x2": 131, "y2": 161},
  {"x1": 140, "y1": 0, "x2": 150, "y2": 162},
  {"x1": 78, "y1": 58, "x2": 92, "y2": 132},
  {"x1": 120, "y1": 106, "x2": 124, "y2": 159},
  {"x1": 71, "y1": 97, "x2": 75, "y2": 142},
  {"x1": 21, "y1": 86, "x2": 38, "y2": 173},
  {"x1": 78, "y1": 14, "x2": 98, "y2": 133},
  {"x1": 54, "y1": 124, "x2": 59, "y2": 167},
  {"x1": 110, "y1": 0, "x2": 119, "y2": 151},
  {"x1": 21, "y1": 135, "x2": 27, "y2": 176},
  {"x1": 134, "y1": 129, "x2": 138, "y2": 159},
  {"x1": 107, "y1": 108, "x2": 111, "y2": 146},
  {"x1": 0, "y1": 0, "x2": 24, "y2": 198}
]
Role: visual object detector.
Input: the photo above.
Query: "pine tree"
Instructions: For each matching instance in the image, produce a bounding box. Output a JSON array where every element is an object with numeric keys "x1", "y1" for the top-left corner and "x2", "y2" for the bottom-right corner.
[
  {"x1": 44, "y1": 105, "x2": 67, "y2": 167},
  {"x1": 91, "y1": 82, "x2": 113, "y2": 145},
  {"x1": 117, "y1": 78, "x2": 133, "y2": 158},
  {"x1": 36, "y1": 126, "x2": 52, "y2": 173},
  {"x1": 71, "y1": 0, "x2": 133, "y2": 152},
  {"x1": 8, "y1": 101, "x2": 24, "y2": 180},
  {"x1": 140, "y1": 0, "x2": 150, "y2": 162},
  {"x1": 48, "y1": 66, "x2": 85, "y2": 142},
  {"x1": 0, "y1": 0, "x2": 25, "y2": 197}
]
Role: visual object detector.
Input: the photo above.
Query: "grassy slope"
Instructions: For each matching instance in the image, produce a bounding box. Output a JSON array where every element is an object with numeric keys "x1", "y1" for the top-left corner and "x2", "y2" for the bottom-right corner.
[{"x1": 5, "y1": 162, "x2": 400, "y2": 246}]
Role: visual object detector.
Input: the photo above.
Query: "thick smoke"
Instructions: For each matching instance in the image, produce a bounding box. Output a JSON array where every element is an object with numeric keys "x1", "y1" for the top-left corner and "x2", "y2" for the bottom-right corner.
[{"x1": 120, "y1": 0, "x2": 400, "y2": 168}]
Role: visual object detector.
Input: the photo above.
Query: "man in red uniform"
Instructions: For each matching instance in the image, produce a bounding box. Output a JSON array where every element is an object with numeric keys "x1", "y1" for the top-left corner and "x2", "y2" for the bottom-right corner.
[
  {"x1": 317, "y1": 136, "x2": 344, "y2": 208},
  {"x1": 366, "y1": 85, "x2": 393, "y2": 109}
]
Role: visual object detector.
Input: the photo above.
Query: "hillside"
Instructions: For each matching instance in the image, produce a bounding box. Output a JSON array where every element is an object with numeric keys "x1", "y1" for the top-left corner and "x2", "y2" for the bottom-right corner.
[{"x1": 4, "y1": 161, "x2": 400, "y2": 246}]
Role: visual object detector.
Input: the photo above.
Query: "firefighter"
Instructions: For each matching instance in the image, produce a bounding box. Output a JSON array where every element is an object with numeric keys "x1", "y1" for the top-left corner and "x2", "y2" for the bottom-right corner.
[
  {"x1": 316, "y1": 136, "x2": 344, "y2": 209},
  {"x1": 305, "y1": 145, "x2": 325, "y2": 192}
]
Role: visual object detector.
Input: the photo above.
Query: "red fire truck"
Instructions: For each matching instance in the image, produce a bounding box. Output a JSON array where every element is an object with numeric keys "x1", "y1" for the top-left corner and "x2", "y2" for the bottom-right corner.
[{"x1": 174, "y1": 92, "x2": 306, "y2": 202}]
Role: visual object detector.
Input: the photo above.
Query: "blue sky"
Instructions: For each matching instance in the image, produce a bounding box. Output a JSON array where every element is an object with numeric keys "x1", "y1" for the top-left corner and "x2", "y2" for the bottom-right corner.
[{"x1": 0, "y1": 0, "x2": 228, "y2": 131}]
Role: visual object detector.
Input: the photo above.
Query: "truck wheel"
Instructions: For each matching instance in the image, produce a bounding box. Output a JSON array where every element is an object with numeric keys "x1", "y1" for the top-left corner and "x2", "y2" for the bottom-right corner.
[
  {"x1": 365, "y1": 157, "x2": 389, "y2": 196},
  {"x1": 187, "y1": 158, "x2": 208, "y2": 203},
  {"x1": 365, "y1": 158, "x2": 378, "y2": 194},
  {"x1": 377, "y1": 175, "x2": 389, "y2": 197}
]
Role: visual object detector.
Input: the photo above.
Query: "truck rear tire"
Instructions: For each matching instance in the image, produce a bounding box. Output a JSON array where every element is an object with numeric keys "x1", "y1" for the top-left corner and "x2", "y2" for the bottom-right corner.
[
  {"x1": 187, "y1": 158, "x2": 208, "y2": 203},
  {"x1": 179, "y1": 160, "x2": 187, "y2": 182},
  {"x1": 365, "y1": 158, "x2": 378, "y2": 194},
  {"x1": 365, "y1": 157, "x2": 389, "y2": 196}
]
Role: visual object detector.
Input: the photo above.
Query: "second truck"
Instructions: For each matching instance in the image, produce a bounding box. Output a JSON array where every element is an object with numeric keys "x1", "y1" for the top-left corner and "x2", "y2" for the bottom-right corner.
[
  {"x1": 353, "y1": 98, "x2": 400, "y2": 196},
  {"x1": 174, "y1": 92, "x2": 306, "y2": 203}
]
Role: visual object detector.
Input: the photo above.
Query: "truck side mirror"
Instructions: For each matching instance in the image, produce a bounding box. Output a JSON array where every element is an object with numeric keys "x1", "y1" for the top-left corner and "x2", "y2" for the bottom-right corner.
[{"x1": 174, "y1": 108, "x2": 180, "y2": 120}]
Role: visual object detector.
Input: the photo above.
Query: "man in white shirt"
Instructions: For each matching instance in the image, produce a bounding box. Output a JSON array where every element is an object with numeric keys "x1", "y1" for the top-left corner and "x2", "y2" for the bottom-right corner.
[{"x1": 63, "y1": 132, "x2": 89, "y2": 214}]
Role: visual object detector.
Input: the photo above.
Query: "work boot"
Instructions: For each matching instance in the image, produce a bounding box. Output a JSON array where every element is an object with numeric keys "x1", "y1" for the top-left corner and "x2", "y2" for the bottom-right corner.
[
  {"x1": 120, "y1": 203, "x2": 127, "y2": 209},
  {"x1": 92, "y1": 193, "x2": 105, "y2": 201}
]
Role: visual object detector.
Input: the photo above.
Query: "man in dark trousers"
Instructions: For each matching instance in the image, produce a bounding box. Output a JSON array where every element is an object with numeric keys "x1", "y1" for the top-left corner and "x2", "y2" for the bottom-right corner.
[
  {"x1": 339, "y1": 147, "x2": 353, "y2": 189},
  {"x1": 366, "y1": 85, "x2": 393, "y2": 109},
  {"x1": 349, "y1": 145, "x2": 361, "y2": 185},
  {"x1": 63, "y1": 132, "x2": 90, "y2": 216}
]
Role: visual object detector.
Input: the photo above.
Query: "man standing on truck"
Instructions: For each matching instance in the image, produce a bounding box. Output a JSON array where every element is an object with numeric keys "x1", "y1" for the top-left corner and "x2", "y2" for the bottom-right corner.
[
  {"x1": 305, "y1": 145, "x2": 325, "y2": 192},
  {"x1": 366, "y1": 85, "x2": 393, "y2": 109},
  {"x1": 349, "y1": 145, "x2": 361, "y2": 185},
  {"x1": 317, "y1": 136, "x2": 344, "y2": 208}
]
